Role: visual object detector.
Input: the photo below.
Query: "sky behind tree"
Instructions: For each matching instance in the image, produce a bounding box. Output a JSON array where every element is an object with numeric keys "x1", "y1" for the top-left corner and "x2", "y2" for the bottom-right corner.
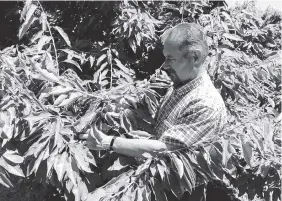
[{"x1": 225, "y1": 0, "x2": 282, "y2": 11}]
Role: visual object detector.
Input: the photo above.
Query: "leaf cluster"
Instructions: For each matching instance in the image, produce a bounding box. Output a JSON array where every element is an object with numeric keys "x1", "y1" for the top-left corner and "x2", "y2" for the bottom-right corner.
[{"x1": 0, "y1": 1, "x2": 281, "y2": 201}]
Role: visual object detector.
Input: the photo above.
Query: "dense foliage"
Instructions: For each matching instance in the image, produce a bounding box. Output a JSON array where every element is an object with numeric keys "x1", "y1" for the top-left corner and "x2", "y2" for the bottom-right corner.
[{"x1": 0, "y1": 1, "x2": 281, "y2": 201}]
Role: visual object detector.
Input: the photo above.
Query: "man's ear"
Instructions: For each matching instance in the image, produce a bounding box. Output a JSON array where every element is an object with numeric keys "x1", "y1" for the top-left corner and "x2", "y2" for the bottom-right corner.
[{"x1": 193, "y1": 49, "x2": 202, "y2": 66}]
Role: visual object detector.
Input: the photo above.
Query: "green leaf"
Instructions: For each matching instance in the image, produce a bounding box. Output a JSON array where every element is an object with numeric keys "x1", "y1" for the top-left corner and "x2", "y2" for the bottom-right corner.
[
  {"x1": 222, "y1": 138, "x2": 235, "y2": 167},
  {"x1": 210, "y1": 158, "x2": 224, "y2": 180},
  {"x1": 149, "y1": 177, "x2": 168, "y2": 201},
  {"x1": 0, "y1": 111, "x2": 13, "y2": 140},
  {"x1": 24, "y1": 112, "x2": 52, "y2": 129},
  {"x1": 144, "y1": 95, "x2": 156, "y2": 116},
  {"x1": 135, "y1": 32, "x2": 142, "y2": 46},
  {"x1": 167, "y1": 169, "x2": 184, "y2": 199},
  {"x1": 37, "y1": 35, "x2": 52, "y2": 51},
  {"x1": 30, "y1": 30, "x2": 44, "y2": 44},
  {"x1": 40, "y1": 12, "x2": 47, "y2": 31},
  {"x1": 93, "y1": 62, "x2": 108, "y2": 82},
  {"x1": 107, "y1": 156, "x2": 133, "y2": 171},
  {"x1": 100, "y1": 68, "x2": 109, "y2": 79},
  {"x1": 30, "y1": 59, "x2": 60, "y2": 83},
  {"x1": 0, "y1": 168, "x2": 13, "y2": 188},
  {"x1": 222, "y1": 33, "x2": 244, "y2": 41},
  {"x1": 96, "y1": 54, "x2": 107, "y2": 66},
  {"x1": 144, "y1": 89, "x2": 159, "y2": 106},
  {"x1": 46, "y1": 152, "x2": 57, "y2": 176},
  {"x1": 115, "y1": 69, "x2": 134, "y2": 83},
  {"x1": 58, "y1": 92, "x2": 82, "y2": 107},
  {"x1": 20, "y1": 0, "x2": 32, "y2": 21},
  {"x1": 184, "y1": 152, "x2": 209, "y2": 182},
  {"x1": 44, "y1": 52, "x2": 58, "y2": 75},
  {"x1": 241, "y1": 139, "x2": 253, "y2": 167},
  {"x1": 41, "y1": 69, "x2": 60, "y2": 83},
  {"x1": 77, "y1": 143, "x2": 96, "y2": 167},
  {"x1": 106, "y1": 49, "x2": 112, "y2": 65},
  {"x1": 0, "y1": 158, "x2": 25, "y2": 177},
  {"x1": 221, "y1": 21, "x2": 229, "y2": 32},
  {"x1": 29, "y1": 150, "x2": 45, "y2": 175},
  {"x1": 2, "y1": 150, "x2": 24, "y2": 164},
  {"x1": 77, "y1": 179, "x2": 88, "y2": 201},
  {"x1": 256, "y1": 160, "x2": 271, "y2": 178},
  {"x1": 53, "y1": 94, "x2": 68, "y2": 106},
  {"x1": 18, "y1": 4, "x2": 37, "y2": 39},
  {"x1": 75, "y1": 103, "x2": 100, "y2": 132},
  {"x1": 149, "y1": 163, "x2": 157, "y2": 176},
  {"x1": 114, "y1": 58, "x2": 131, "y2": 74},
  {"x1": 111, "y1": 49, "x2": 119, "y2": 57},
  {"x1": 197, "y1": 146, "x2": 218, "y2": 180},
  {"x1": 141, "y1": 184, "x2": 151, "y2": 201},
  {"x1": 53, "y1": 26, "x2": 71, "y2": 47},
  {"x1": 26, "y1": 134, "x2": 49, "y2": 158},
  {"x1": 120, "y1": 112, "x2": 132, "y2": 132},
  {"x1": 178, "y1": 153, "x2": 196, "y2": 192},
  {"x1": 135, "y1": 188, "x2": 143, "y2": 201},
  {"x1": 209, "y1": 144, "x2": 223, "y2": 166},
  {"x1": 89, "y1": 56, "x2": 95, "y2": 68},
  {"x1": 48, "y1": 86, "x2": 74, "y2": 96},
  {"x1": 54, "y1": 152, "x2": 68, "y2": 182},
  {"x1": 268, "y1": 97, "x2": 275, "y2": 108},
  {"x1": 170, "y1": 153, "x2": 184, "y2": 178},
  {"x1": 160, "y1": 160, "x2": 173, "y2": 191},
  {"x1": 65, "y1": 179, "x2": 74, "y2": 193},
  {"x1": 156, "y1": 162, "x2": 166, "y2": 181},
  {"x1": 135, "y1": 158, "x2": 152, "y2": 176},
  {"x1": 66, "y1": 156, "x2": 79, "y2": 186},
  {"x1": 142, "y1": 152, "x2": 153, "y2": 158},
  {"x1": 130, "y1": 109, "x2": 154, "y2": 133},
  {"x1": 69, "y1": 143, "x2": 92, "y2": 173},
  {"x1": 104, "y1": 113, "x2": 119, "y2": 127},
  {"x1": 129, "y1": 38, "x2": 137, "y2": 53},
  {"x1": 62, "y1": 59, "x2": 82, "y2": 71},
  {"x1": 124, "y1": 94, "x2": 138, "y2": 109}
]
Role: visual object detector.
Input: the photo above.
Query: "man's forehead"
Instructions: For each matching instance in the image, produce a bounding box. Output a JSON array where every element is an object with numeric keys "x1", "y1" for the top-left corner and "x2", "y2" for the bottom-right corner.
[{"x1": 163, "y1": 40, "x2": 179, "y2": 57}]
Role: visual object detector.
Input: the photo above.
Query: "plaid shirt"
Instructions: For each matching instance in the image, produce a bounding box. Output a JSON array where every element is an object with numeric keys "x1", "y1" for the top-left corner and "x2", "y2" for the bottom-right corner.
[
  {"x1": 154, "y1": 70, "x2": 227, "y2": 186},
  {"x1": 155, "y1": 70, "x2": 226, "y2": 147}
]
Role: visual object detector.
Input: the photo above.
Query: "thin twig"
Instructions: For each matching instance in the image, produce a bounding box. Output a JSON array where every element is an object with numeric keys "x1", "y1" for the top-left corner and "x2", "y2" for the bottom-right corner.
[
  {"x1": 110, "y1": 63, "x2": 113, "y2": 89},
  {"x1": 37, "y1": 0, "x2": 59, "y2": 70},
  {"x1": 181, "y1": 1, "x2": 185, "y2": 23}
]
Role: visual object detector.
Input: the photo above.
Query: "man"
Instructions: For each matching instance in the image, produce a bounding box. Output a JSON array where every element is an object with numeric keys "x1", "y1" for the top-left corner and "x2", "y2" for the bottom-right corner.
[{"x1": 80, "y1": 23, "x2": 227, "y2": 201}]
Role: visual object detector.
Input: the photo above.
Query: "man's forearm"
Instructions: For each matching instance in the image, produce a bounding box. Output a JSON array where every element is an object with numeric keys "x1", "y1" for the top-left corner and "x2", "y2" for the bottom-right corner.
[{"x1": 111, "y1": 137, "x2": 178, "y2": 158}]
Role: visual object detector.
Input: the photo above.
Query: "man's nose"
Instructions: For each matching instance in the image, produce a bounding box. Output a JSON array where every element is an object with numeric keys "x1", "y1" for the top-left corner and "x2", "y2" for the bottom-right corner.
[{"x1": 161, "y1": 62, "x2": 171, "y2": 70}]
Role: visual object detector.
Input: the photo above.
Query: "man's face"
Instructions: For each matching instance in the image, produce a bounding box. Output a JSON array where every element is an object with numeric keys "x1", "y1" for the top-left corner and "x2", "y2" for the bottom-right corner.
[{"x1": 162, "y1": 41, "x2": 195, "y2": 85}]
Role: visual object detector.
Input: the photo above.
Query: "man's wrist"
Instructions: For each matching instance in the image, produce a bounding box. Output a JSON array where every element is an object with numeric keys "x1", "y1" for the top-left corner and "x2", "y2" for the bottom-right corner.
[
  {"x1": 104, "y1": 136, "x2": 114, "y2": 150},
  {"x1": 109, "y1": 136, "x2": 118, "y2": 151}
]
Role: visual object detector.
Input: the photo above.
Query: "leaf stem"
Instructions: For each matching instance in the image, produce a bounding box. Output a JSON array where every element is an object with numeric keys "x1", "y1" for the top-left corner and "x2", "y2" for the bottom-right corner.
[
  {"x1": 37, "y1": 0, "x2": 59, "y2": 71},
  {"x1": 110, "y1": 63, "x2": 113, "y2": 89}
]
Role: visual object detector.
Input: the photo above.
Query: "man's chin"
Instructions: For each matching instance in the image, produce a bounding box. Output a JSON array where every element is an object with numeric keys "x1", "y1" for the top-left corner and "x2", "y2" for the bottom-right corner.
[
  {"x1": 170, "y1": 78, "x2": 182, "y2": 87},
  {"x1": 166, "y1": 73, "x2": 181, "y2": 85}
]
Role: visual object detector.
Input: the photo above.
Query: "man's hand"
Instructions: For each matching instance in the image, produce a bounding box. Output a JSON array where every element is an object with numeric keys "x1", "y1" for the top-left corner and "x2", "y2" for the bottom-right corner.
[
  {"x1": 79, "y1": 121, "x2": 179, "y2": 158},
  {"x1": 79, "y1": 122, "x2": 113, "y2": 150}
]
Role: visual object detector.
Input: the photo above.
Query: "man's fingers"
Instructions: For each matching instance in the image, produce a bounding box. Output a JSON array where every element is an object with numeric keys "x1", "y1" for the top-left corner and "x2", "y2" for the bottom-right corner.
[
  {"x1": 91, "y1": 124, "x2": 103, "y2": 141},
  {"x1": 79, "y1": 134, "x2": 89, "y2": 140}
]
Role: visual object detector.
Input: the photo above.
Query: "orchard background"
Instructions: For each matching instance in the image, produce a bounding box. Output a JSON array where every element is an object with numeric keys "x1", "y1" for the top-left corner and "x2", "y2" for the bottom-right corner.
[{"x1": 0, "y1": 1, "x2": 281, "y2": 201}]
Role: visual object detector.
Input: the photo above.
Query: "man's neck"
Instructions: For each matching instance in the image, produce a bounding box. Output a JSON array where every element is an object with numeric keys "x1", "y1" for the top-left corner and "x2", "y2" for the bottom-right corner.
[{"x1": 174, "y1": 68, "x2": 206, "y2": 89}]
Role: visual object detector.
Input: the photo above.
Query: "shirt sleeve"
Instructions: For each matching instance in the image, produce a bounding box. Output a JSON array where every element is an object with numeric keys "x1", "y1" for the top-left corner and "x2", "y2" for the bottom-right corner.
[{"x1": 159, "y1": 105, "x2": 225, "y2": 148}]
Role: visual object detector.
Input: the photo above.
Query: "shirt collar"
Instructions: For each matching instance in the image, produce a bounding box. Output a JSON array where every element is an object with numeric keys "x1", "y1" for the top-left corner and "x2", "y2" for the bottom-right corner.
[{"x1": 173, "y1": 70, "x2": 209, "y2": 97}]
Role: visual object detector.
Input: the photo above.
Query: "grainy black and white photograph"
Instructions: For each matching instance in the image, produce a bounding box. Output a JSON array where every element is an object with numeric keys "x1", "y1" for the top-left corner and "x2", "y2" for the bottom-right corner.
[{"x1": 0, "y1": 0, "x2": 281, "y2": 201}]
